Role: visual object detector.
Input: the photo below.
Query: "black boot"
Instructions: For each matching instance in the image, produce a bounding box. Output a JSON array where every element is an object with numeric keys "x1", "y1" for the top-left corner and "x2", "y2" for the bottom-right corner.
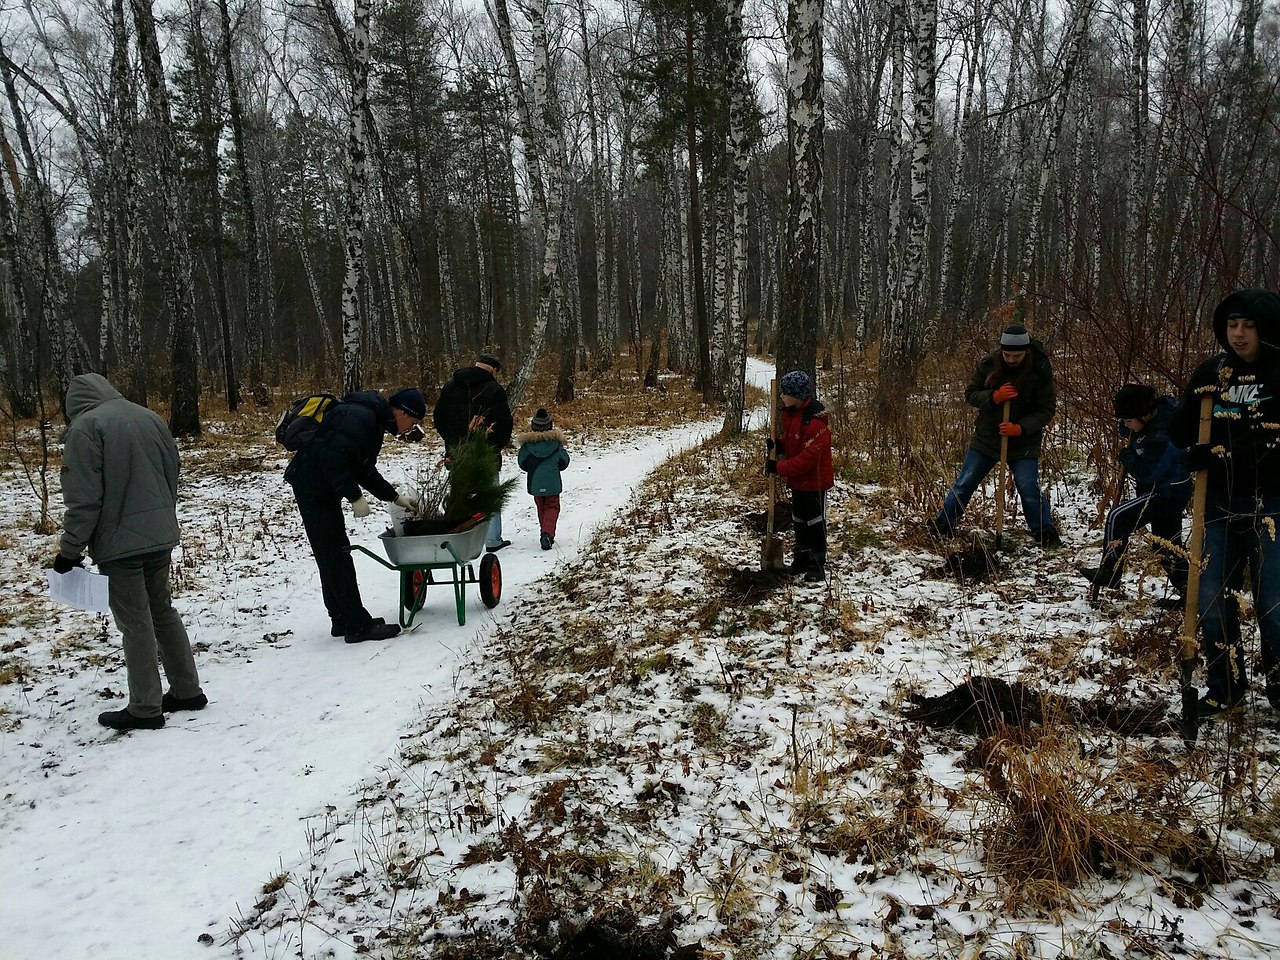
[
  {"x1": 99, "y1": 708, "x2": 164, "y2": 730},
  {"x1": 345, "y1": 621, "x2": 402, "y2": 644},
  {"x1": 331, "y1": 616, "x2": 384, "y2": 638},
  {"x1": 1035, "y1": 526, "x2": 1063, "y2": 549},
  {"x1": 161, "y1": 691, "x2": 208, "y2": 713},
  {"x1": 1080, "y1": 552, "x2": 1121, "y2": 591},
  {"x1": 784, "y1": 549, "x2": 815, "y2": 576}
]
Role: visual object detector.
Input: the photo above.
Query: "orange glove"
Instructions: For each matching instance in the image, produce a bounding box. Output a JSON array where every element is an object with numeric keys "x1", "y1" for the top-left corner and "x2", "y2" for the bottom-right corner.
[
  {"x1": 998, "y1": 421, "x2": 1022, "y2": 437},
  {"x1": 992, "y1": 382, "x2": 1019, "y2": 404}
]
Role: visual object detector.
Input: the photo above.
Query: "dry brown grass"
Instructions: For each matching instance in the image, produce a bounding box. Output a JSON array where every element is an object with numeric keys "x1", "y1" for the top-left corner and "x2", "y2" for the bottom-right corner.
[{"x1": 974, "y1": 722, "x2": 1215, "y2": 912}]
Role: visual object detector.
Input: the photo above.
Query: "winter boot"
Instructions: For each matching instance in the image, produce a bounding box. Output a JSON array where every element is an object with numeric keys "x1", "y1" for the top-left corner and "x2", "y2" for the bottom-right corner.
[
  {"x1": 331, "y1": 616, "x2": 384, "y2": 638},
  {"x1": 784, "y1": 549, "x2": 815, "y2": 576},
  {"x1": 925, "y1": 516, "x2": 953, "y2": 540},
  {"x1": 1266, "y1": 673, "x2": 1280, "y2": 711},
  {"x1": 161, "y1": 691, "x2": 208, "y2": 713},
  {"x1": 1080, "y1": 564, "x2": 1123, "y2": 590},
  {"x1": 486, "y1": 540, "x2": 512, "y2": 553},
  {"x1": 802, "y1": 567, "x2": 826, "y2": 584},
  {"x1": 1198, "y1": 692, "x2": 1247, "y2": 718},
  {"x1": 1035, "y1": 526, "x2": 1063, "y2": 549},
  {"x1": 540, "y1": 532, "x2": 552, "y2": 550},
  {"x1": 345, "y1": 621, "x2": 402, "y2": 644},
  {"x1": 98, "y1": 708, "x2": 165, "y2": 731}
]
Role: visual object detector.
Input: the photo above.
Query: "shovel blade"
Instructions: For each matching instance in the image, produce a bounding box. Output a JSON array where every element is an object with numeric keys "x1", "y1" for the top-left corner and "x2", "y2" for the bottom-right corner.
[{"x1": 761, "y1": 534, "x2": 786, "y2": 571}]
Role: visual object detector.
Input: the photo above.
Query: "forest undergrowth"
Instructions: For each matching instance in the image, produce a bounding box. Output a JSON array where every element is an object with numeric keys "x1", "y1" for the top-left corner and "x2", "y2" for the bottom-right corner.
[{"x1": 225, "y1": 352, "x2": 1280, "y2": 960}]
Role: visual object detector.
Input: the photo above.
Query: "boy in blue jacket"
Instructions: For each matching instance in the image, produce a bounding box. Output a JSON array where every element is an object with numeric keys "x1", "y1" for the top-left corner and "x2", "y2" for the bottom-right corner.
[
  {"x1": 1081, "y1": 383, "x2": 1191, "y2": 594},
  {"x1": 516, "y1": 408, "x2": 570, "y2": 549}
]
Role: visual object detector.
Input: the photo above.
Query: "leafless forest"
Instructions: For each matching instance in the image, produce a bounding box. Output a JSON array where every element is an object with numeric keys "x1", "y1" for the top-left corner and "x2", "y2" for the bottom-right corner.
[{"x1": 0, "y1": 0, "x2": 1275, "y2": 436}]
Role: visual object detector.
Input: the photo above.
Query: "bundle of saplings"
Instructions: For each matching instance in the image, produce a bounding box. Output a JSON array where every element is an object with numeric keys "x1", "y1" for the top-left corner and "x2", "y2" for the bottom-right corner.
[{"x1": 400, "y1": 427, "x2": 515, "y2": 536}]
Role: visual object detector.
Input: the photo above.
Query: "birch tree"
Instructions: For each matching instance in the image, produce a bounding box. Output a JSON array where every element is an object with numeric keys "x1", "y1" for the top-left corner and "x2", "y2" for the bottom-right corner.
[
  {"x1": 131, "y1": 0, "x2": 202, "y2": 434},
  {"x1": 339, "y1": 0, "x2": 372, "y2": 393},
  {"x1": 778, "y1": 0, "x2": 823, "y2": 382}
]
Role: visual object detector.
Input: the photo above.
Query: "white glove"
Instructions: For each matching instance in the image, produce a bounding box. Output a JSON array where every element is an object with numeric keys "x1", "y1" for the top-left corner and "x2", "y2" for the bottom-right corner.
[
  {"x1": 351, "y1": 496, "x2": 371, "y2": 518},
  {"x1": 394, "y1": 493, "x2": 421, "y2": 513}
]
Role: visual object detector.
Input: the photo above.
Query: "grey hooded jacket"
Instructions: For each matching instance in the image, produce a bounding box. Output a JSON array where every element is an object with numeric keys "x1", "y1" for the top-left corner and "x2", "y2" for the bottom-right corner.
[{"x1": 59, "y1": 373, "x2": 181, "y2": 563}]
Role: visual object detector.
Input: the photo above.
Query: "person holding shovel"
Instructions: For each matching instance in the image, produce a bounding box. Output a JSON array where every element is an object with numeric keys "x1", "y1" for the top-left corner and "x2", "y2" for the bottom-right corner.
[
  {"x1": 765, "y1": 371, "x2": 833, "y2": 583},
  {"x1": 1170, "y1": 288, "x2": 1280, "y2": 717},
  {"x1": 927, "y1": 323, "x2": 1061, "y2": 547},
  {"x1": 1080, "y1": 383, "x2": 1191, "y2": 595}
]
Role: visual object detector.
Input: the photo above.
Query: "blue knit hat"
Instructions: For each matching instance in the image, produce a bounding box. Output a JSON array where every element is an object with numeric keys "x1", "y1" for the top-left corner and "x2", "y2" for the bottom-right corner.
[
  {"x1": 389, "y1": 388, "x2": 426, "y2": 420},
  {"x1": 779, "y1": 371, "x2": 813, "y2": 401}
]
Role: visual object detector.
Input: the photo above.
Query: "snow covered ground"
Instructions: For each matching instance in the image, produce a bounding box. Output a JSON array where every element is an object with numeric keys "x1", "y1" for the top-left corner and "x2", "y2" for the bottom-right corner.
[
  {"x1": 0, "y1": 358, "x2": 772, "y2": 959},
  {"x1": 6, "y1": 356, "x2": 1280, "y2": 960}
]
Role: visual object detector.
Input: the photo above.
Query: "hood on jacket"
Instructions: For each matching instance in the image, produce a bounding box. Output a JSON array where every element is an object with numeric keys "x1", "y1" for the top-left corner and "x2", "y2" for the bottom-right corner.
[
  {"x1": 794, "y1": 398, "x2": 827, "y2": 423},
  {"x1": 342, "y1": 391, "x2": 395, "y2": 431},
  {"x1": 1212, "y1": 288, "x2": 1280, "y2": 360},
  {"x1": 66, "y1": 373, "x2": 123, "y2": 421},
  {"x1": 516, "y1": 428, "x2": 565, "y2": 447},
  {"x1": 451, "y1": 366, "x2": 498, "y2": 391}
]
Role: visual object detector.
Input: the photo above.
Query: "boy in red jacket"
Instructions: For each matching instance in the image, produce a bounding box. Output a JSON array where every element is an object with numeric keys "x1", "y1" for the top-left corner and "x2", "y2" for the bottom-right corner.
[{"x1": 766, "y1": 371, "x2": 834, "y2": 582}]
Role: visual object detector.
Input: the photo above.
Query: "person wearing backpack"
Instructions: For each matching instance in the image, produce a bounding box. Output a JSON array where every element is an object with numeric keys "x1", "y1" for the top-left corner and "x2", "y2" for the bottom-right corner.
[
  {"x1": 516, "y1": 408, "x2": 570, "y2": 549},
  {"x1": 1170, "y1": 289, "x2": 1280, "y2": 716},
  {"x1": 284, "y1": 387, "x2": 426, "y2": 643},
  {"x1": 432, "y1": 354, "x2": 514, "y2": 552}
]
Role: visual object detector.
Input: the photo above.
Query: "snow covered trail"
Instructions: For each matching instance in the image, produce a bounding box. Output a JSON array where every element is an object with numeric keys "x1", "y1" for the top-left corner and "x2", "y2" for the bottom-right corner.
[{"x1": 0, "y1": 359, "x2": 773, "y2": 959}]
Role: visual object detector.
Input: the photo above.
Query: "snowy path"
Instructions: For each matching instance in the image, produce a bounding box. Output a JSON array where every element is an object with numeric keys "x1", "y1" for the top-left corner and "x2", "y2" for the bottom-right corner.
[{"x1": 0, "y1": 360, "x2": 773, "y2": 958}]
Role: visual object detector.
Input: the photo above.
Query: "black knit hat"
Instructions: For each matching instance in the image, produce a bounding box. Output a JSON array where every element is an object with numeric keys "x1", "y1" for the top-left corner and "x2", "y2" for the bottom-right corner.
[
  {"x1": 389, "y1": 388, "x2": 426, "y2": 420},
  {"x1": 530, "y1": 407, "x2": 553, "y2": 431},
  {"x1": 1114, "y1": 383, "x2": 1157, "y2": 420},
  {"x1": 999, "y1": 324, "x2": 1031, "y2": 349},
  {"x1": 476, "y1": 352, "x2": 502, "y2": 371}
]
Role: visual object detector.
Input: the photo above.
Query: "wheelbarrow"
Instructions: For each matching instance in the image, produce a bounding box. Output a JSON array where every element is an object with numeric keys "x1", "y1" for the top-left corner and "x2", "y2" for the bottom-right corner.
[{"x1": 349, "y1": 518, "x2": 502, "y2": 628}]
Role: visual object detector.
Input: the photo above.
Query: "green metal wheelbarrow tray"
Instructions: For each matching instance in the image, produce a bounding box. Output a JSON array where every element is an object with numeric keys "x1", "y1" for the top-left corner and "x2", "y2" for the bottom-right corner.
[{"x1": 349, "y1": 517, "x2": 502, "y2": 628}]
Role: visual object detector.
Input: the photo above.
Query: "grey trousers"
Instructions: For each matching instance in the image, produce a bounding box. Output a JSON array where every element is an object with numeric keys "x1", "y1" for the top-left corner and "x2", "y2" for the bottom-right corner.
[{"x1": 99, "y1": 549, "x2": 202, "y2": 718}]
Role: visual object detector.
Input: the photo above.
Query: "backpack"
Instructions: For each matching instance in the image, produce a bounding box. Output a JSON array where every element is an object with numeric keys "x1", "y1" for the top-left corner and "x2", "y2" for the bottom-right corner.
[{"x1": 275, "y1": 393, "x2": 339, "y2": 451}]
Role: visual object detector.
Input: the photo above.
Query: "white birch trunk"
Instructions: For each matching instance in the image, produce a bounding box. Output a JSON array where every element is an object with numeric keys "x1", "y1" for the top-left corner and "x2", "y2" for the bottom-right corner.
[
  {"x1": 506, "y1": 0, "x2": 564, "y2": 408},
  {"x1": 128, "y1": 0, "x2": 201, "y2": 434},
  {"x1": 883, "y1": 14, "x2": 905, "y2": 327},
  {"x1": 722, "y1": 0, "x2": 751, "y2": 435},
  {"x1": 883, "y1": 0, "x2": 934, "y2": 371},
  {"x1": 779, "y1": 0, "x2": 824, "y2": 379},
  {"x1": 339, "y1": 0, "x2": 372, "y2": 394}
]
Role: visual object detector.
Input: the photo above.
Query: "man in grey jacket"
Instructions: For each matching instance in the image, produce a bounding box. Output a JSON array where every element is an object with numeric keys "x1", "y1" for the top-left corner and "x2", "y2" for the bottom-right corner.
[{"x1": 54, "y1": 373, "x2": 206, "y2": 730}]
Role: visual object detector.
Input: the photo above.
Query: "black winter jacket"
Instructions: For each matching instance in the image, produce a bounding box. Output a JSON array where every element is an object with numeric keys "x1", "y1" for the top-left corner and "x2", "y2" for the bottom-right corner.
[
  {"x1": 284, "y1": 391, "x2": 399, "y2": 503},
  {"x1": 964, "y1": 340, "x2": 1056, "y2": 460},
  {"x1": 1119, "y1": 396, "x2": 1190, "y2": 505},
  {"x1": 432, "y1": 366, "x2": 514, "y2": 454},
  {"x1": 1170, "y1": 288, "x2": 1280, "y2": 499}
]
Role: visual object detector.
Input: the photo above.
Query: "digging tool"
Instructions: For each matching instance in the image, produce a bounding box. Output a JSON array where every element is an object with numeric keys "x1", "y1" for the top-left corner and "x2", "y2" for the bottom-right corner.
[
  {"x1": 1181, "y1": 392, "x2": 1213, "y2": 746},
  {"x1": 761, "y1": 378, "x2": 786, "y2": 571},
  {"x1": 994, "y1": 400, "x2": 1011, "y2": 550}
]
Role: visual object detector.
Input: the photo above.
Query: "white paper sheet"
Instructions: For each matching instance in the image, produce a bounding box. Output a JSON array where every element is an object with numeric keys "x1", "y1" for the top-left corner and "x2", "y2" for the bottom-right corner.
[{"x1": 47, "y1": 567, "x2": 111, "y2": 613}]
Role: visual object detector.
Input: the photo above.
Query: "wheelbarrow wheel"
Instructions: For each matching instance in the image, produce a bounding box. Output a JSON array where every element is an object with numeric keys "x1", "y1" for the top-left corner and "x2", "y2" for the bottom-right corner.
[
  {"x1": 479, "y1": 553, "x2": 502, "y2": 608},
  {"x1": 402, "y1": 569, "x2": 429, "y2": 613}
]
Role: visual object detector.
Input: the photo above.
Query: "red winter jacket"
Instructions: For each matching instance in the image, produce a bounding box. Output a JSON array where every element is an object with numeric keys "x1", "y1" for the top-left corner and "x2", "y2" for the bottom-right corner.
[{"x1": 776, "y1": 399, "x2": 833, "y2": 492}]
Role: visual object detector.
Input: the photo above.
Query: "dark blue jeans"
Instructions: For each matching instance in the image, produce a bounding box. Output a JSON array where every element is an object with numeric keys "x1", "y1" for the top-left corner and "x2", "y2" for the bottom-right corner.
[
  {"x1": 1198, "y1": 493, "x2": 1280, "y2": 703},
  {"x1": 934, "y1": 448, "x2": 1055, "y2": 536}
]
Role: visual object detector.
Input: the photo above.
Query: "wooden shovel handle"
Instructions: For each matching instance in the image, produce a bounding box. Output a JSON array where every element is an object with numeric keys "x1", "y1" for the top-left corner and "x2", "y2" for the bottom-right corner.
[
  {"x1": 1180, "y1": 393, "x2": 1214, "y2": 662},
  {"x1": 767, "y1": 379, "x2": 778, "y2": 536},
  {"x1": 995, "y1": 400, "x2": 1011, "y2": 540}
]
